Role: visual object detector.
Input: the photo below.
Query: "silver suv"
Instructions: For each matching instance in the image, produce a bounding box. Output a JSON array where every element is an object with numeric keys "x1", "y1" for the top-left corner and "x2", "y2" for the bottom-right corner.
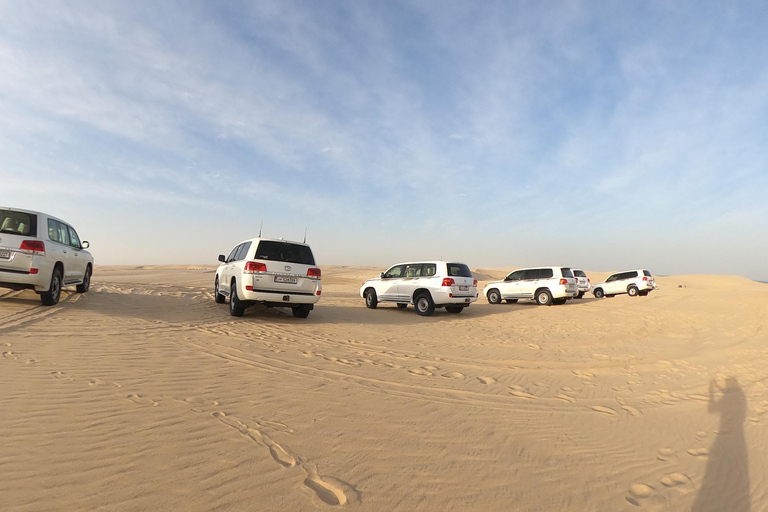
[
  {"x1": 0, "y1": 207, "x2": 93, "y2": 305},
  {"x1": 483, "y1": 266, "x2": 578, "y2": 306},
  {"x1": 215, "y1": 237, "x2": 321, "y2": 318}
]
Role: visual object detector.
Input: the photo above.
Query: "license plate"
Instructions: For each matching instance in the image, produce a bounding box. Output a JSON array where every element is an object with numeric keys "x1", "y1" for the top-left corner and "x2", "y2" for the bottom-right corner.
[
  {"x1": 274, "y1": 276, "x2": 297, "y2": 284},
  {"x1": 0, "y1": 250, "x2": 10, "y2": 259},
  {"x1": 459, "y1": 285, "x2": 468, "y2": 291}
]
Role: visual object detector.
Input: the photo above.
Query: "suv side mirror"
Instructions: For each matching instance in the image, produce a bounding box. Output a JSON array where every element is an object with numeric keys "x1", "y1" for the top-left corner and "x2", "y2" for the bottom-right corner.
[
  {"x1": 218, "y1": 254, "x2": 226, "y2": 263},
  {"x1": 380, "y1": 272, "x2": 386, "y2": 278},
  {"x1": 82, "y1": 241, "x2": 90, "y2": 249}
]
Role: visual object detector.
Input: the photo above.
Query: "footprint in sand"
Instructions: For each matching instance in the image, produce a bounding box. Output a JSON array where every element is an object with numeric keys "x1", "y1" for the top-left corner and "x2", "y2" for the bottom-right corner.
[
  {"x1": 509, "y1": 389, "x2": 536, "y2": 400},
  {"x1": 622, "y1": 406, "x2": 642, "y2": 416},
  {"x1": 626, "y1": 483, "x2": 655, "y2": 505},
  {"x1": 660, "y1": 472, "x2": 692, "y2": 491},
  {"x1": 657, "y1": 448, "x2": 676, "y2": 462},
  {"x1": 442, "y1": 372, "x2": 465, "y2": 379},
  {"x1": 302, "y1": 463, "x2": 350, "y2": 506},
  {"x1": 212, "y1": 412, "x2": 296, "y2": 468},
  {"x1": 127, "y1": 394, "x2": 159, "y2": 407},
  {"x1": 526, "y1": 343, "x2": 541, "y2": 350},
  {"x1": 555, "y1": 394, "x2": 576, "y2": 403},
  {"x1": 686, "y1": 448, "x2": 709, "y2": 458},
  {"x1": 26, "y1": 358, "x2": 37, "y2": 364},
  {"x1": 591, "y1": 405, "x2": 617, "y2": 416},
  {"x1": 408, "y1": 368, "x2": 432, "y2": 376},
  {"x1": 477, "y1": 376, "x2": 496, "y2": 385}
]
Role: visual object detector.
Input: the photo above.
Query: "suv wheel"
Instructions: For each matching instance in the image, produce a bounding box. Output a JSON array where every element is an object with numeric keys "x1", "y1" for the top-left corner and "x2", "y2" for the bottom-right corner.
[
  {"x1": 627, "y1": 285, "x2": 639, "y2": 297},
  {"x1": 292, "y1": 306, "x2": 310, "y2": 318},
  {"x1": 364, "y1": 288, "x2": 378, "y2": 309},
  {"x1": 487, "y1": 288, "x2": 501, "y2": 304},
  {"x1": 76, "y1": 265, "x2": 92, "y2": 293},
  {"x1": 535, "y1": 289, "x2": 553, "y2": 306},
  {"x1": 41, "y1": 267, "x2": 62, "y2": 306},
  {"x1": 415, "y1": 292, "x2": 435, "y2": 316},
  {"x1": 229, "y1": 280, "x2": 245, "y2": 317},
  {"x1": 593, "y1": 288, "x2": 604, "y2": 299},
  {"x1": 576, "y1": 291, "x2": 584, "y2": 299},
  {"x1": 214, "y1": 277, "x2": 226, "y2": 303},
  {"x1": 445, "y1": 306, "x2": 463, "y2": 314}
]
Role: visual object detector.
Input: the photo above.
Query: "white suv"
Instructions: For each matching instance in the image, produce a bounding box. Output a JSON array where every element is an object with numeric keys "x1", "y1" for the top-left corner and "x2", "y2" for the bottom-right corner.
[
  {"x1": 360, "y1": 261, "x2": 478, "y2": 316},
  {"x1": 592, "y1": 270, "x2": 656, "y2": 298},
  {"x1": 483, "y1": 266, "x2": 577, "y2": 306},
  {"x1": 215, "y1": 237, "x2": 321, "y2": 318},
  {"x1": 0, "y1": 207, "x2": 93, "y2": 305},
  {"x1": 572, "y1": 269, "x2": 591, "y2": 298}
]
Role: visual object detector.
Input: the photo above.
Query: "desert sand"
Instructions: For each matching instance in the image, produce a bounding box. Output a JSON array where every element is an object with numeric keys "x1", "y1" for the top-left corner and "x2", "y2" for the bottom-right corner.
[{"x1": 1, "y1": 266, "x2": 766, "y2": 511}]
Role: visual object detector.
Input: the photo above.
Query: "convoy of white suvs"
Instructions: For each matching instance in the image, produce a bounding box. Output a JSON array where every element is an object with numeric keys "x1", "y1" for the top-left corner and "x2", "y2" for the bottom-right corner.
[{"x1": 0, "y1": 207, "x2": 658, "y2": 317}]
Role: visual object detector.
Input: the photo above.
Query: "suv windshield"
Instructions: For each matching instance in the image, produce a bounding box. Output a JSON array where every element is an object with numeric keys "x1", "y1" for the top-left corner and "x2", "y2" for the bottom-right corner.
[
  {"x1": 0, "y1": 210, "x2": 37, "y2": 237},
  {"x1": 447, "y1": 263, "x2": 473, "y2": 278},
  {"x1": 255, "y1": 241, "x2": 315, "y2": 265}
]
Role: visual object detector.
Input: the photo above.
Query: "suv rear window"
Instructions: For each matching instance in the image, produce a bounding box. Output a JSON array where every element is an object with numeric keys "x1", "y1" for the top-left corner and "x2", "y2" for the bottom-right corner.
[
  {"x1": 560, "y1": 268, "x2": 574, "y2": 278},
  {"x1": 0, "y1": 210, "x2": 37, "y2": 237},
  {"x1": 573, "y1": 270, "x2": 586, "y2": 277},
  {"x1": 447, "y1": 263, "x2": 472, "y2": 278},
  {"x1": 643, "y1": 270, "x2": 652, "y2": 277},
  {"x1": 255, "y1": 241, "x2": 315, "y2": 265}
]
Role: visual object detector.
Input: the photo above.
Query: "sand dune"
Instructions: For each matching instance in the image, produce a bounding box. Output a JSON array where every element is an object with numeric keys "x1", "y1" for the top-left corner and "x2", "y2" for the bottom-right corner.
[{"x1": 1, "y1": 266, "x2": 766, "y2": 511}]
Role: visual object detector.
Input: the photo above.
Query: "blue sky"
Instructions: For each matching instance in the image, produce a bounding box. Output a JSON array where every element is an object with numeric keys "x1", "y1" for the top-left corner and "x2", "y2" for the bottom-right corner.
[{"x1": 2, "y1": 1, "x2": 767, "y2": 279}]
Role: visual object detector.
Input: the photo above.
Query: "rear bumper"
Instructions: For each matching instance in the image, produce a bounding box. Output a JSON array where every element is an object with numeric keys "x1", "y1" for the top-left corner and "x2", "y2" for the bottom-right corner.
[
  {"x1": 240, "y1": 288, "x2": 321, "y2": 306},
  {"x1": 551, "y1": 285, "x2": 578, "y2": 299},
  {"x1": 431, "y1": 289, "x2": 478, "y2": 306},
  {"x1": 0, "y1": 266, "x2": 51, "y2": 292}
]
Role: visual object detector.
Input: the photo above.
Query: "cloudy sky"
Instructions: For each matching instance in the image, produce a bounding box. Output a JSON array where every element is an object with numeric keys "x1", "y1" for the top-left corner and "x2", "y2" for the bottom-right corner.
[{"x1": 1, "y1": 1, "x2": 767, "y2": 279}]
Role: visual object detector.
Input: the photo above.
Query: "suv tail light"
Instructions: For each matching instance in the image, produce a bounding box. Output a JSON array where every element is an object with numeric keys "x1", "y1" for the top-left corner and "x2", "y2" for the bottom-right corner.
[
  {"x1": 307, "y1": 268, "x2": 321, "y2": 278},
  {"x1": 473, "y1": 279, "x2": 478, "y2": 287},
  {"x1": 559, "y1": 278, "x2": 567, "y2": 285},
  {"x1": 20, "y1": 240, "x2": 46, "y2": 254},
  {"x1": 441, "y1": 278, "x2": 455, "y2": 287},
  {"x1": 243, "y1": 261, "x2": 267, "y2": 273},
  {"x1": 587, "y1": 278, "x2": 590, "y2": 283},
  {"x1": 642, "y1": 276, "x2": 648, "y2": 281}
]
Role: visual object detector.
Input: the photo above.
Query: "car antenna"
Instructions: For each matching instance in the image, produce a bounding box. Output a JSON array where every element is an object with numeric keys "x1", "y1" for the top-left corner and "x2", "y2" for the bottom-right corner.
[
  {"x1": 303, "y1": 227, "x2": 307, "y2": 244},
  {"x1": 258, "y1": 221, "x2": 263, "y2": 238}
]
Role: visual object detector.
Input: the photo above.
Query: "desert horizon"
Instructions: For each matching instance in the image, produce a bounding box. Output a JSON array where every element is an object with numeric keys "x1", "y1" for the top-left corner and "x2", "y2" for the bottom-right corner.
[{"x1": 2, "y1": 265, "x2": 766, "y2": 511}]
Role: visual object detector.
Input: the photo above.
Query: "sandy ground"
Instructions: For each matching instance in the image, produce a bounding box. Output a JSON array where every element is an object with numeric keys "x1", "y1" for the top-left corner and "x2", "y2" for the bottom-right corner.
[{"x1": 1, "y1": 265, "x2": 767, "y2": 511}]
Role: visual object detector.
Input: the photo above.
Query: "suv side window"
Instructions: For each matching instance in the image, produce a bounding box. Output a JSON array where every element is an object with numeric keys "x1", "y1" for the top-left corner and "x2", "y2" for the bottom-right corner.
[
  {"x1": 506, "y1": 270, "x2": 524, "y2": 281},
  {"x1": 226, "y1": 245, "x2": 241, "y2": 263},
  {"x1": 67, "y1": 226, "x2": 82, "y2": 249},
  {"x1": 422, "y1": 264, "x2": 437, "y2": 277},
  {"x1": 622, "y1": 271, "x2": 638, "y2": 280},
  {"x1": 235, "y1": 242, "x2": 252, "y2": 261},
  {"x1": 606, "y1": 274, "x2": 618, "y2": 282},
  {"x1": 404, "y1": 264, "x2": 422, "y2": 278},
  {"x1": 538, "y1": 268, "x2": 554, "y2": 279},
  {"x1": 54, "y1": 220, "x2": 70, "y2": 246},
  {"x1": 523, "y1": 269, "x2": 539, "y2": 280},
  {"x1": 383, "y1": 265, "x2": 405, "y2": 279},
  {"x1": 47, "y1": 219, "x2": 61, "y2": 243}
]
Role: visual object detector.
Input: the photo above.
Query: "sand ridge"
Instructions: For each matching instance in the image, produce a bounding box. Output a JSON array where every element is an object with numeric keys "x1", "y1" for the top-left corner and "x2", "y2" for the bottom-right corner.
[{"x1": 1, "y1": 266, "x2": 766, "y2": 510}]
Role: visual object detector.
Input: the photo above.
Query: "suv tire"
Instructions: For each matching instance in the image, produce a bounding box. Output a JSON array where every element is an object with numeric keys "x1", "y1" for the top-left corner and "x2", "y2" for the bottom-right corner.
[
  {"x1": 292, "y1": 306, "x2": 311, "y2": 318},
  {"x1": 535, "y1": 289, "x2": 553, "y2": 306},
  {"x1": 214, "y1": 277, "x2": 226, "y2": 303},
  {"x1": 627, "y1": 285, "x2": 639, "y2": 297},
  {"x1": 41, "y1": 267, "x2": 63, "y2": 306},
  {"x1": 593, "y1": 288, "x2": 605, "y2": 299},
  {"x1": 76, "y1": 265, "x2": 92, "y2": 293},
  {"x1": 364, "y1": 288, "x2": 378, "y2": 309},
  {"x1": 487, "y1": 288, "x2": 502, "y2": 304},
  {"x1": 445, "y1": 306, "x2": 463, "y2": 314},
  {"x1": 415, "y1": 292, "x2": 435, "y2": 316},
  {"x1": 229, "y1": 280, "x2": 245, "y2": 317}
]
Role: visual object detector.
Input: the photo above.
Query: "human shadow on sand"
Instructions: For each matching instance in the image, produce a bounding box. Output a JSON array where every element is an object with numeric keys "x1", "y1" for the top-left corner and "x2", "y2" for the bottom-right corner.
[{"x1": 691, "y1": 376, "x2": 750, "y2": 512}]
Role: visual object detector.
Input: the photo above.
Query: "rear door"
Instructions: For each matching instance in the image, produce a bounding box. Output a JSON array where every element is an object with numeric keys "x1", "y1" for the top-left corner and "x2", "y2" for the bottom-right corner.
[
  {"x1": 642, "y1": 270, "x2": 655, "y2": 288},
  {"x1": 48, "y1": 219, "x2": 77, "y2": 283},
  {"x1": 220, "y1": 244, "x2": 242, "y2": 295},
  {"x1": 519, "y1": 269, "x2": 541, "y2": 298},
  {"x1": 445, "y1": 263, "x2": 475, "y2": 297},
  {"x1": 0, "y1": 210, "x2": 38, "y2": 274},
  {"x1": 251, "y1": 240, "x2": 318, "y2": 296},
  {"x1": 560, "y1": 267, "x2": 578, "y2": 295},
  {"x1": 398, "y1": 263, "x2": 424, "y2": 302}
]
